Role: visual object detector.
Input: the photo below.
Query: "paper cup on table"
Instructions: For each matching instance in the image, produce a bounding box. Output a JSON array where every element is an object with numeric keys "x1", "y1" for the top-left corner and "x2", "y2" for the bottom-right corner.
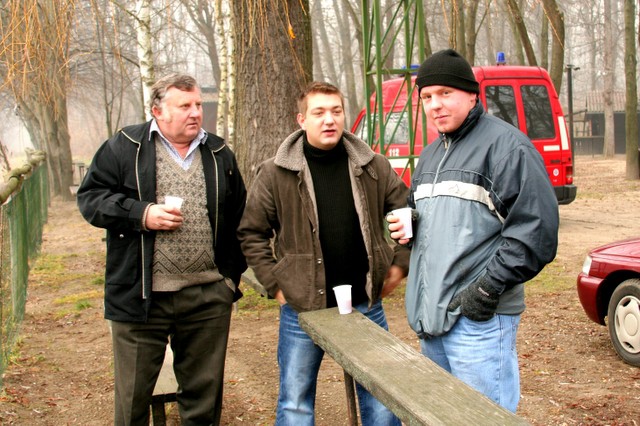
[
  {"x1": 333, "y1": 285, "x2": 353, "y2": 314},
  {"x1": 164, "y1": 196, "x2": 183, "y2": 210},
  {"x1": 391, "y1": 207, "x2": 413, "y2": 239}
]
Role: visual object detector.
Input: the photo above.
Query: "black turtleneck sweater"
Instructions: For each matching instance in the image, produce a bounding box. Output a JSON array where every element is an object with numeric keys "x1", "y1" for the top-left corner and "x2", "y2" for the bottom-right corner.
[{"x1": 303, "y1": 137, "x2": 369, "y2": 307}]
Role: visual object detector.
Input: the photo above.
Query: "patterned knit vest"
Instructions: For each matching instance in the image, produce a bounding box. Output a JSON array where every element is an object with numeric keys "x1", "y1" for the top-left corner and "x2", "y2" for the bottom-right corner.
[{"x1": 152, "y1": 144, "x2": 223, "y2": 291}]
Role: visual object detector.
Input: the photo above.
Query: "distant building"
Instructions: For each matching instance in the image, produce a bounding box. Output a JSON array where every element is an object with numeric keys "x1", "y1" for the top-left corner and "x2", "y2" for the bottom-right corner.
[
  {"x1": 201, "y1": 86, "x2": 218, "y2": 133},
  {"x1": 574, "y1": 91, "x2": 640, "y2": 155}
]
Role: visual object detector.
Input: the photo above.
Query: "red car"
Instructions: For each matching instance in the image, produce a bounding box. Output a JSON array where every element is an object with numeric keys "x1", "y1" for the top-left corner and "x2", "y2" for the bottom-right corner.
[{"x1": 577, "y1": 237, "x2": 640, "y2": 367}]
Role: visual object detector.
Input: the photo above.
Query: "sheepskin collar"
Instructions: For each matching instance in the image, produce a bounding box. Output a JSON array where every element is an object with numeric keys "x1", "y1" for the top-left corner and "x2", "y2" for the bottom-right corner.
[{"x1": 274, "y1": 129, "x2": 375, "y2": 172}]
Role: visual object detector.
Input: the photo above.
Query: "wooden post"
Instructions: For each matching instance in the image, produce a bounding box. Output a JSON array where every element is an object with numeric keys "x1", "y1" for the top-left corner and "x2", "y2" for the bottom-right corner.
[{"x1": 343, "y1": 370, "x2": 358, "y2": 425}]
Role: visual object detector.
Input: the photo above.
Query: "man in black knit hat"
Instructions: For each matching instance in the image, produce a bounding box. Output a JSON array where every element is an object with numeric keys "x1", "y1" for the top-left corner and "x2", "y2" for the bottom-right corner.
[
  {"x1": 387, "y1": 49, "x2": 559, "y2": 412},
  {"x1": 239, "y1": 81, "x2": 409, "y2": 425}
]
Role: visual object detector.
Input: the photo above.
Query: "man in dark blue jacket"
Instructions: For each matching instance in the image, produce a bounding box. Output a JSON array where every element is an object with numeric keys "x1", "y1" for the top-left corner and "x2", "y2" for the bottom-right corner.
[
  {"x1": 77, "y1": 73, "x2": 246, "y2": 425},
  {"x1": 388, "y1": 49, "x2": 559, "y2": 412}
]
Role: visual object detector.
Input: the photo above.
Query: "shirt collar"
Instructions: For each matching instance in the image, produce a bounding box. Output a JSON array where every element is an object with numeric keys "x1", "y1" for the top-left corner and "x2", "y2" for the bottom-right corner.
[{"x1": 149, "y1": 119, "x2": 208, "y2": 146}]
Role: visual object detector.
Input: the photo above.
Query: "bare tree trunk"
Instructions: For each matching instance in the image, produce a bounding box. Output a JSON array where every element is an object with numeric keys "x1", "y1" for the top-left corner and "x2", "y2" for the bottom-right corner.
[
  {"x1": 484, "y1": 3, "x2": 495, "y2": 63},
  {"x1": 624, "y1": 0, "x2": 639, "y2": 177},
  {"x1": 228, "y1": 2, "x2": 237, "y2": 144},
  {"x1": 181, "y1": 0, "x2": 221, "y2": 90},
  {"x1": 336, "y1": 1, "x2": 359, "y2": 123},
  {"x1": 451, "y1": 0, "x2": 466, "y2": 54},
  {"x1": 501, "y1": 0, "x2": 525, "y2": 64},
  {"x1": 504, "y1": 0, "x2": 537, "y2": 66},
  {"x1": 313, "y1": 0, "x2": 339, "y2": 84},
  {"x1": 135, "y1": 0, "x2": 154, "y2": 121},
  {"x1": 540, "y1": 9, "x2": 549, "y2": 69},
  {"x1": 382, "y1": 0, "x2": 398, "y2": 70},
  {"x1": 603, "y1": 0, "x2": 616, "y2": 157},
  {"x1": 232, "y1": 0, "x2": 312, "y2": 189},
  {"x1": 464, "y1": 0, "x2": 480, "y2": 64},
  {"x1": 0, "y1": 0, "x2": 75, "y2": 200},
  {"x1": 539, "y1": 0, "x2": 565, "y2": 92},
  {"x1": 340, "y1": 0, "x2": 367, "y2": 113}
]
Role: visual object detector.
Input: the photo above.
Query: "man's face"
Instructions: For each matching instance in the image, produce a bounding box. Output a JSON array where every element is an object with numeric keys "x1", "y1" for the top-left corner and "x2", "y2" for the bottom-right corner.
[
  {"x1": 297, "y1": 93, "x2": 345, "y2": 150},
  {"x1": 420, "y1": 85, "x2": 477, "y2": 134},
  {"x1": 152, "y1": 87, "x2": 203, "y2": 146}
]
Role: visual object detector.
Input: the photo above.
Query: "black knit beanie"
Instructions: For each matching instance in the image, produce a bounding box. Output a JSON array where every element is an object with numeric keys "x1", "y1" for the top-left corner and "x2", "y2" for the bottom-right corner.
[{"x1": 416, "y1": 49, "x2": 479, "y2": 94}]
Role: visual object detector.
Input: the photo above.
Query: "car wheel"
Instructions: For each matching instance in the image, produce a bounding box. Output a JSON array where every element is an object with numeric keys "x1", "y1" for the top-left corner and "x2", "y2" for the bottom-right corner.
[{"x1": 607, "y1": 278, "x2": 640, "y2": 367}]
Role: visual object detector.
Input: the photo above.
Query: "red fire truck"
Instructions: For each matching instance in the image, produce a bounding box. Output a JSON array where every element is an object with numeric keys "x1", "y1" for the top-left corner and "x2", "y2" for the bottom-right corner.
[{"x1": 351, "y1": 65, "x2": 577, "y2": 205}]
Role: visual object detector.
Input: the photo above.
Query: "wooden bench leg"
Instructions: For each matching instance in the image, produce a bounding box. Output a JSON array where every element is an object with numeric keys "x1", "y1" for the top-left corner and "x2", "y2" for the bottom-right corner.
[
  {"x1": 343, "y1": 370, "x2": 358, "y2": 426},
  {"x1": 151, "y1": 400, "x2": 167, "y2": 425}
]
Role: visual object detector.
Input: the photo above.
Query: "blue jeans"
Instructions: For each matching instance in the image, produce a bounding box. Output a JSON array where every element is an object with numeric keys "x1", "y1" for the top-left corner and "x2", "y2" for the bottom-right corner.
[
  {"x1": 275, "y1": 300, "x2": 401, "y2": 426},
  {"x1": 419, "y1": 314, "x2": 521, "y2": 413}
]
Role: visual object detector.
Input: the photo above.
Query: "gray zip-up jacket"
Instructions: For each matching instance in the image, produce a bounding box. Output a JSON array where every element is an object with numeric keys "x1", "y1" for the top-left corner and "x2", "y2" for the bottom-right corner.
[
  {"x1": 77, "y1": 121, "x2": 247, "y2": 322},
  {"x1": 238, "y1": 129, "x2": 410, "y2": 313},
  {"x1": 406, "y1": 103, "x2": 559, "y2": 337}
]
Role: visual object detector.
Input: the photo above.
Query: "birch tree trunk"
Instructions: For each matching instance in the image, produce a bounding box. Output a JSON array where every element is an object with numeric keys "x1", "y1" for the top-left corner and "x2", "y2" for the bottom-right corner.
[
  {"x1": 214, "y1": 0, "x2": 230, "y2": 140},
  {"x1": 135, "y1": 0, "x2": 154, "y2": 121}
]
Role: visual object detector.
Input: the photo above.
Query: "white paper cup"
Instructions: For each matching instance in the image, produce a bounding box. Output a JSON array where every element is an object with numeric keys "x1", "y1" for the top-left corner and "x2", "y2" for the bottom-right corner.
[
  {"x1": 333, "y1": 285, "x2": 353, "y2": 314},
  {"x1": 391, "y1": 207, "x2": 413, "y2": 239},
  {"x1": 164, "y1": 196, "x2": 183, "y2": 210}
]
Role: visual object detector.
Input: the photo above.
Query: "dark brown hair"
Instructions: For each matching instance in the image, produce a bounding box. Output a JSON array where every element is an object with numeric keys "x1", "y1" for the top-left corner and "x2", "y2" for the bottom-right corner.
[{"x1": 297, "y1": 81, "x2": 345, "y2": 115}]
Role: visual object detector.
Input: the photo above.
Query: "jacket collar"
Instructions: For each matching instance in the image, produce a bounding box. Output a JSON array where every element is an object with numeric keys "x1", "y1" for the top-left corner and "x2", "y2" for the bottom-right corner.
[
  {"x1": 444, "y1": 101, "x2": 485, "y2": 143},
  {"x1": 274, "y1": 129, "x2": 375, "y2": 171},
  {"x1": 120, "y1": 120, "x2": 226, "y2": 152}
]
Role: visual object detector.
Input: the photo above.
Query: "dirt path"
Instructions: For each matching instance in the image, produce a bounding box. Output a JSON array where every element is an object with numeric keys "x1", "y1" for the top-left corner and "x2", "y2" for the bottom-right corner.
[{"x1": 1, "y1": 155, "x2": 640, "y2": 425}]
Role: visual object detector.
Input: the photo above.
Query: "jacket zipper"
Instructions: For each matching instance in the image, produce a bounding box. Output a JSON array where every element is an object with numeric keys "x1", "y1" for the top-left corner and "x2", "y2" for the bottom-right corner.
[
  {"x1": 133, "y1": 138, "x2": 148, "y2": 300},
  {"x1": 431, "y1": 135, "x2": 452, "y2": 196},
  {"x1": 121, "y1": 131, "x2": 148, "y2": 300},
  {"x1": 210, "y1": 148, "x2": 220, "y2": 242}
]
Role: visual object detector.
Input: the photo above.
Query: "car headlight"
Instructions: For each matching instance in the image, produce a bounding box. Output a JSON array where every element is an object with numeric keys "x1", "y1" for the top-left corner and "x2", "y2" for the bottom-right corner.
[{"x1": 581, "y1": 255, "x2": 593, "y2": 275}]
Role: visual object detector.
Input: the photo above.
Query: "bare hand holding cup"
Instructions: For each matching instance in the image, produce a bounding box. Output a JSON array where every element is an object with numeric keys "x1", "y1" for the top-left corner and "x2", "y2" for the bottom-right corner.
[
  {"x1": 386, "y1": 207, "x2": 413, "y2": 244},
  {"x1": 145, "y1": 196, "x2": 184, "y2": 231}
]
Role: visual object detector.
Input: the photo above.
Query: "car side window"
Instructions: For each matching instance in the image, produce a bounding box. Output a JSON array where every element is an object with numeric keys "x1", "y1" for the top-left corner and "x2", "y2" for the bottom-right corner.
[
  {"x1": 485, "y1": 85, "x2": 519, "y2": 129},
  {"x1": 352, "y1": 116, "x2": 367, "y2": 141},
  {"x1": 521, "y1": 85, "x2": 556, "y2": 140},
  {"x1": 384, "y1": 111, "x2": 410, "y2": 145}
]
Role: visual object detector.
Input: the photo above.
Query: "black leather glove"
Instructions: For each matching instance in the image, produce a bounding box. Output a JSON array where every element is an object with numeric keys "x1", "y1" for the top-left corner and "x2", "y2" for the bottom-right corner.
[{"x1": 447, "y1": 276, "x2": 501, "y2": 322}]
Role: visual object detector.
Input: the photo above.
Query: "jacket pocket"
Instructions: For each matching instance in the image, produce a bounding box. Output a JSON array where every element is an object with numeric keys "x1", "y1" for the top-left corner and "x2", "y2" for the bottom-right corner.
[
  {"x1": 271, "y1": 254, "x2": 314, "y2": 309},
  {"x1": 371, "y1": 244, "x2": 393, "y2": 297},
  {"x1": 105, "y1": 232, "x2": 139, "y2": 285}
]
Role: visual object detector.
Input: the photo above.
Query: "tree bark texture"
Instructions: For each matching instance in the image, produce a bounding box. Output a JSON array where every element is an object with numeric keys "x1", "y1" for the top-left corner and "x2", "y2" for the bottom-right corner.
[
  {"x1": 603, "y1": 0, "x2": 616, "y2": 157},
  {"x1": 624, "y1": 0, "x2": 639, "y2": 178},
  {"x1": 539, "y1": 0, "x2": 565, "y2": 93},
  {"x1": 504, "y1": 0, "x2": 538, "y2": 66},
  {"x1": 232, "y1": 0, "x2": 312, "y2": 189},
  {"x1": 135, "y1": 0, "x2": 154, "y2": 121}
]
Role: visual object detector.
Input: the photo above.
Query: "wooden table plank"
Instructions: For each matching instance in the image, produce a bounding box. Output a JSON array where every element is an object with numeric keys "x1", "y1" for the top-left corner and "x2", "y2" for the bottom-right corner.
[{"x1": 299, "y1": 308, "x2": 529, "y2": 426}]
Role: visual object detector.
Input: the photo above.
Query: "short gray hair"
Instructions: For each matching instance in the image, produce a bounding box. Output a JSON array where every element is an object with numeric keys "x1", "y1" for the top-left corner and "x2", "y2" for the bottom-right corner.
[{"x1": 149, "y1": 73, "x2": 200, "y2": 113}]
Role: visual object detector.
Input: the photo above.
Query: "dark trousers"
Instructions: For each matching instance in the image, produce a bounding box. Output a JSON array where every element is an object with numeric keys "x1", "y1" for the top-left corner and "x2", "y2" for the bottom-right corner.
[{"x1": 111, "y1": 281, "x2": 234, "y2": 426}]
